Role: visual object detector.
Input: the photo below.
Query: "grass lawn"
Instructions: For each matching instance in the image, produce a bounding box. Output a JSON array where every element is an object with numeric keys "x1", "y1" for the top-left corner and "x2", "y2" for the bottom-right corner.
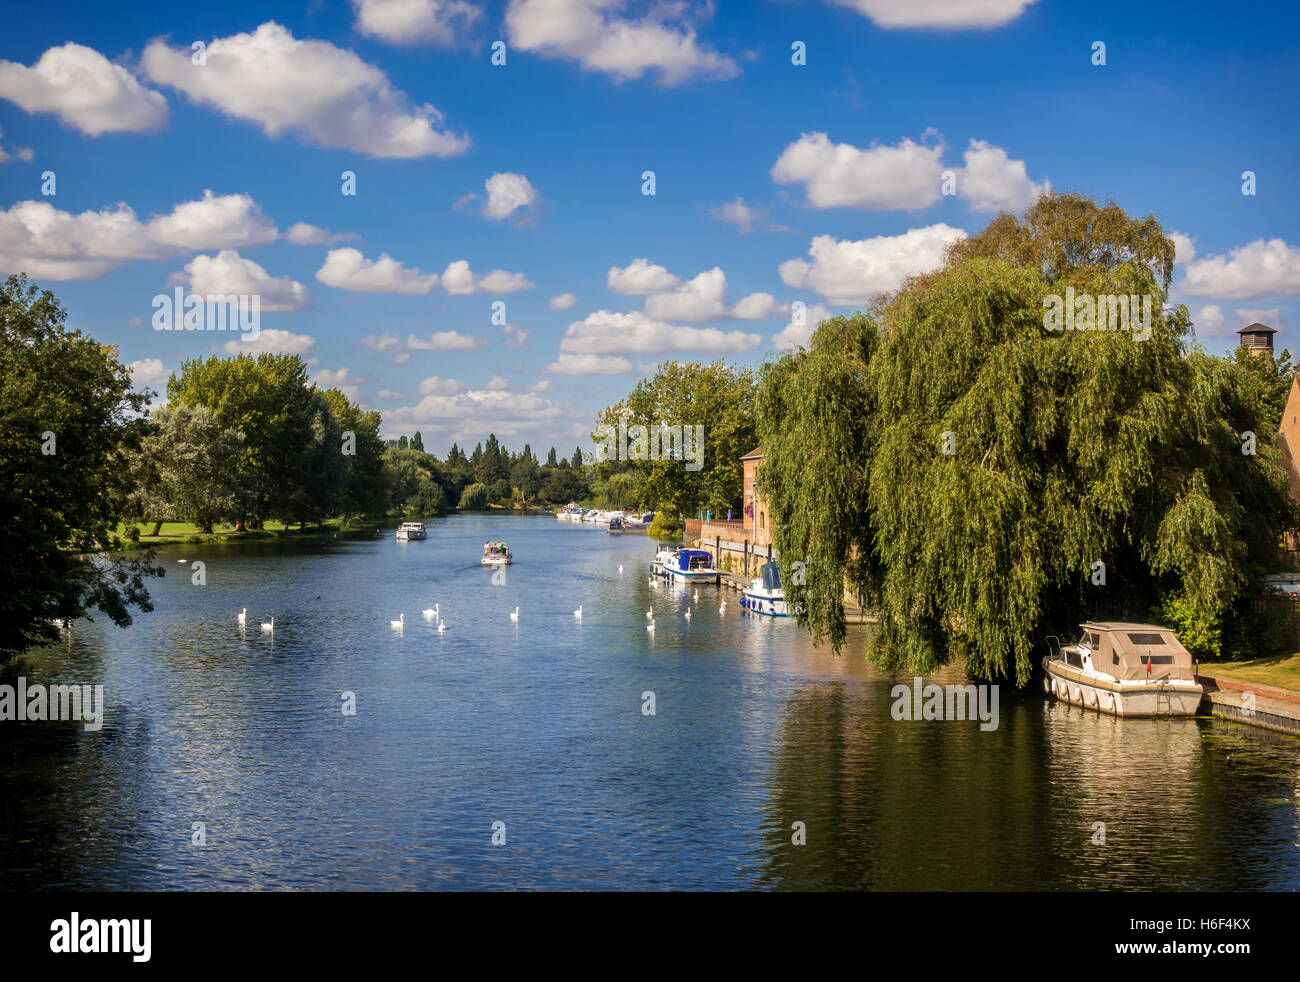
[
  {"x1": 1202, "y1": 651, "x2": 1300, "y2": 694},
  {"x1": 116, "y1": 519, "x2": 351, "y2": 546}
]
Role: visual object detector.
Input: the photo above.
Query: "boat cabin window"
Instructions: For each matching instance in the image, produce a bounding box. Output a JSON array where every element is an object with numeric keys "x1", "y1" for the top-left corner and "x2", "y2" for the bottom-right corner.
[
  {"x1": 1141, "y1": 655, "x2": 1175, "y2": 666},
  {"x1": 1065, "y1": 650, "x2": 1083, "y2": 668},
  {"x1": 1127, "y1": 633, "x2": 1166, "y2": 645},
  {"x1": 1077, "y1": 630, "x2": 1100, "y2": 648}
]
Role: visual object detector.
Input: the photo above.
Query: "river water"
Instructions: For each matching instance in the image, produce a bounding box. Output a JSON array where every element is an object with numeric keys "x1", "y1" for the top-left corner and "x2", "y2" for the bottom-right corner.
[{"x1": 2, "y1": 515, "x2": 1298, "y2": 890}]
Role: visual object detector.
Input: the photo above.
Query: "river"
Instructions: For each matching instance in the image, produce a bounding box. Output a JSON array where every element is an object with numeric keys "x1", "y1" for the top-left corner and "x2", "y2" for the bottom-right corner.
[{"x1": 2, "y1": 514, "x2": 1298, "y2": 890}]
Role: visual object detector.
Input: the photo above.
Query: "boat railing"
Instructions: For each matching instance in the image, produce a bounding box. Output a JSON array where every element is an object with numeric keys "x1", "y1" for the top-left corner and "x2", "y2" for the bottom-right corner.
[{"x1": 1045, "y1": 635, "x2": 1060, "y2": 660}]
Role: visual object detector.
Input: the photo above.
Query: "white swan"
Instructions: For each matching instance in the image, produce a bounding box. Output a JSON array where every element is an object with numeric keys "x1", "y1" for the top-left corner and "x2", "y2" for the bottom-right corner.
[
  {"x1": 646, "y1": 620, "x2": 655, "y2": 633},
  {"x1": 421, "y1": 608, "x2": 437, "y2": 620},
  {"x1": 574, "y1": 605, "x2": 583, "y2": 620},
  {"x1": 237, "y1": 607, "x2": 246, "y2": 626},
  {"x1": 260, "y1": 617, "x2": 274, "y2": 632},
  {"x1": 510, "y1": 606, "x2": 519, "y2": 622},
  {"x1": 437, "y1": 618, "x2": 446, "y2": 634},
  {"x1": 391, "y1": 613, "x2": 404, "y2": 631},
  {"x1": 685, "y1": 609, "x2": 691, "y2": 621},
  {"x1": 693, "y1": 590, "x2": 699, "y2": 602},
  {"x1": 177, "y1": 559, "x2": 187, "y2": 564},
  {"x1": 645, "y1": 608, "x2": 654, "y2": 619},
  {"x1": 719, "y1": 600, "x2": 727, "y2": 612},
  {"x1": 618, "y1": 565, "x2": 624, "y2": 575}
]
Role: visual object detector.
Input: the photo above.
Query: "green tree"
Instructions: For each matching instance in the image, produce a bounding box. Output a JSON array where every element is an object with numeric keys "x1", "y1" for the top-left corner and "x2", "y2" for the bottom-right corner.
[
  {"x1": 459, "y1": 482, "x2": 489, "y2": 511},
  {"x1": 0, "y1": 275, "x2": 161, "y2": 657},
  {"x1": 758, "y1": 193, "x2": 1293, "y2": 682},
  {"x1": 320, "y1": 388, "x2": 388, "y2": 518}
]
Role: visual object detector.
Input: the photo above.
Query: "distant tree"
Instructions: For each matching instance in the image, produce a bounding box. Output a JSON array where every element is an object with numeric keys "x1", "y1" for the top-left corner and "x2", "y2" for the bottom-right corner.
[
  {"x1": 546, "y1": 446, "x2": 558, "y2": 467},
  {"x1": 571, "y1": 447, "x2": 583, "y2": 469},
  {"x1": 510, "y1": 457, "x2": 541, "y2": 503},
  {"x1": 127, "y1": 403, "x2": 245, "y2": 534},
  {"x1": 320, "y1": 388, "x2": 388, "y2": 518},
  {"x1": 398, "y1": 434, "x2": 409, "y2": 450},
  {"x1": 458, "y1": 482, "x2": 489, "y2": 511},
  {"x1": 411, "y1": 431, "x2": 424, "y2": 452}
]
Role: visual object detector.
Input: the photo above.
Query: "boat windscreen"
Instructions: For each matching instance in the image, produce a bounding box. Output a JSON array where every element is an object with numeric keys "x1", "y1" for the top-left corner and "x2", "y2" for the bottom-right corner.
[{"x1": 760, "y1": 562, "x2": 781, "y2": 590}]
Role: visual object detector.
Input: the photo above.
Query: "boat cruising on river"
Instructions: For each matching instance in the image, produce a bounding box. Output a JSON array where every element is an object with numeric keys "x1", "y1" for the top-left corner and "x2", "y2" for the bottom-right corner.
[
  {"x1": 481, "y1": 540, "x2": 513, "y2": 566},
  {"x1": 395, "y1": 521, "x2": 427, "y2": 540},
  {"x1": 740, "y1": 561, "x2": 792, "y2": 616},
  {"x1": 653, "y1": 548, "x2": 719, "y2": 584},
  {"x1": 1043, "y1": 622, "x2": 1203, "y2": 717}
]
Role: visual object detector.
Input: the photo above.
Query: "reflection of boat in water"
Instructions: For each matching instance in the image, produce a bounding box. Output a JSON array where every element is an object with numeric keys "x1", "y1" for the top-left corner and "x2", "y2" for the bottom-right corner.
[
  {"x1": 481, "y1": 540, "x2": 513, "y2": 565},
  {"x1": 1043, "y1": 622, "x2": 1203, "y2": 716},
  {"x1": 652, "y1": 548, "x2": 719, "y2": 584},
  {"x1": 740, "y1": 561, "x2": 794, "y2": 617},
  {"x1": 395, "y1": 521, "x2": 427, "y2": 540}
]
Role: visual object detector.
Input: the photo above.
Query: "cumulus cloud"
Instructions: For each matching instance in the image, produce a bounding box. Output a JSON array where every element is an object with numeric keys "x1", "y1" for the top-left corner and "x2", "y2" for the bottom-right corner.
[
  {"x1": 481, "y1": 172, "x2": 539, "y2": 221},
  {"x1": 0, "y1": 42, "x2": 169, "y2": 135},
  {"x1": 558, "y1": 309, "x2": 761, "y2": 356},
  {"x1": 417, "y1": 375, "x2": 468, "y2": 395},
  {"x1": 170, "y1": 250, "x2": 311, "y2": 311},
  {"x1": 316, "y1": 247, "x2": 439, "y2": 294},
  {"x1": 544, "y1": 353, "x2": 634, "y2": 375},
  {"x1": 779, "y1": 224, "x2": 966, "y2": 305},
  {"x1": 607, "y1": 258, "x2": 680, "y2": 295},
  {"x1": 644, "y1": 267, "x2": 729, "y2": 321},
  {"x1": 1169, "y1": 231, "x2": 1196, "y2": 266},
  {"x1": 504, "y1": 0, "x2": 739, "y2": 86},
  {"x1": 383, "y1": 385, "x2": 584, "y2": 445},
  {"x1": 221, "y1": 328, "x2": 316, "y2": 356},
  {"x1": 548, "y1": 291, "x2": 578, "y2": 310},
  {"x1": 0, "y1": 190, "x2": 279, "y2": 281},
  {"x1": 731, "y1": 292, "x2": 780, "y2": 320},
  {"x1": 709, "y1": 197, "x2": 764, "y2": 233},
  {"x1": 441, "y1": 259, "x2": 534, "y2": 294},
  {"x1": 831, "y1": 0, "x2": 1041, "y2": 29},
  {"x1": 352, "y1": 0, "x2": 482, "y2": 47},
  {"x1": 407, "y1": 330, "x2": 489, "y2": 351},
  {"x1": 1179, "y1": 238, "x2": 1300, "y2": 300},
  {"x1": 1192, "y1": 304, "x2": 1225, "y2": 336},
  {"x1": 484, "y1": 374, "x2": 510, "y2": 390},
  {"x1": 771, "y1": 301, "x2": 834, "y2": 350},
  {"x1": 141, "y1": 21, "x2": 469, "y2": 158},
  {"x1": 361, "y1": 332, "x2": 402, "y2": 352},
  {"x1": 128, "y1": 357, "x2": 170, "y2": 387},
  {"x1": 314, "y1": 366, "x2": 362, "y2": 399},
  {"x1": 772, "y1": 132, "x2": 946, "y2": 210},
  {"x1": 286, "y1": 222, "x2": 356, "y2": 246},
  {"x1": 957, "y1": 139, "x2": 1048, "y2": 212}
]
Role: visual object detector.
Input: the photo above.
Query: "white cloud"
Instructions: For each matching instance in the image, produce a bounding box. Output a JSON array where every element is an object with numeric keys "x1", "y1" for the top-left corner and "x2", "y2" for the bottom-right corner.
[
  {"x1": 957, "y1": 139, "x2": 1047, "y2": 212},
  {"x1": 709, "y1": 197, "x2": 761, "y2": 232},
  {"x1": 407, "y1": 330, "x2": 488, "y2": 351},
  {"x1": 1192, "y1": 304, "x2": 1225, "y2": 336},
  {"x1": 731, "y1": 292, "x2": 780, "y2": 320},
  {"x1": 1180, "y1": 238, "x2": 1300, "y2": 300},
  {"x1": 771, "y1": 302, "x2": 834, "y2": 350},
  {"x1": 362, "y1": 332, "x2": 402, "y2": 351},
  {"x1": 644, "y1": 267, "x2": 729, "y2": 321},
  {"x1": 222, "y1": 328, "x2": 317, "y2": 356},
  {"x1": 502, "y1": 323, "x2": 530, "y2": 347},
  {"x1": 286, "y1": 221, "x2": 356, "y2": 246},
  {"x1": 316, "y1": 247, "x2": 439, "y2": 294},
  {"x1": 772, "y1": 132, "x2": 945, "y2": 210},
  {"x1": 530, "y1": 379, "x2": 551, "y2": 391},
  {"x1": 831, "y1": 0, "x2": 1040, "y2": 29},
  {"x1": 0, "y1": 42, "x2": 169, "y2": 135},
  {"x1": 128, "y1": 357, "x2": 169, "y2": 387},
  {"x1": 171, "y1": 249, "x2": 311, "y2": 311},
  {"x1": 559, "y1": 309, "x2": 761, "y2": 356},
  {"x1": 384, "y1": 385, "x2": 583, "y2": 444},
  {"x1": 0, "y1": 126, "x2": 34, "y2": 163},
  {"x1": 544, "y1": 353, "x2": 634, "y2": 375},
  {"x1": 504, "y1": 0, "x2": 740, "y2": 86},
  {"x1": 482, "y1": 172, "x2": 539, "y2": 221},
  {"x1": 314, "y1": 366, "x2": 361, "y2": 399},
  {"x1": 417, "y1": 375, "x2": 468, "y2": 395},
  {"x1": 1169, "y1": 231, "x2": 1196, "y2": 266},
  {"x1": 1234, "y1": 307, "x2": 1283, "y2": 330},
  {"x1": 378, "y1": 388, "x2": 406, "y2": 399},
  {"x1": 141, "y1": 21, "x2": 469, "y2": 159},
  {"x1": 441, "y1": 259, "x2": 534, "y2": 294},
  {"x1": 0, "y1": 190, "x2": 280, "y2": 281},
  {"x1": 779, "y1": 224, "x2": 966, "y2": 305},
  {"x1": 484, "y1": 374, "x2": 510, "y2": 390},
  {"x1": 607, "y1": 257, "x2": 680, "y2": 295},
  {"x1": 548, "y1": 291, "x2": 578, "y2": 310},
  {"x1": 352, "y1": 0, "x2": 482, "y2": 47}
]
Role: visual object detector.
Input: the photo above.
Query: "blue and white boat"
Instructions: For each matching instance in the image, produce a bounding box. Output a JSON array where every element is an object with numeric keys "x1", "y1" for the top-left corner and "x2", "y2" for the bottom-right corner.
[
  {"x1": 740, "y1": 561, "x2": 792, "y2": 617},
  {"x1": 656, "y1": 548, "x2": 719, "y2": 584}
]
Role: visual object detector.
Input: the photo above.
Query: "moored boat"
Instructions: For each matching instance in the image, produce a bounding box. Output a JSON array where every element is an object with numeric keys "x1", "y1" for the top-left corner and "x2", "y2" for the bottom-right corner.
[
  {"x1": 1042, "y1": 622, "x2": 1203, "y2": 717},
  {"x1": 655, "y1": 548, "x2": 719, "y2": 584},
  {"x1": 395, "y1": 521, "x2": 427, "y2": 540},
  {"x1": 481, "y1": 540, "x2": 513, "y2": 565},
  {"x1": 740, "y1": 561, "x2": 792, "y2": 616}
]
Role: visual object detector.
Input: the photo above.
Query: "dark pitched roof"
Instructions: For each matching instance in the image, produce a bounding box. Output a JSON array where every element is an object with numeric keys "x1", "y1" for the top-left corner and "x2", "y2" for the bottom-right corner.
[{"x1": 1238, "y1": 322, "x2": 1277, "y2": 335}]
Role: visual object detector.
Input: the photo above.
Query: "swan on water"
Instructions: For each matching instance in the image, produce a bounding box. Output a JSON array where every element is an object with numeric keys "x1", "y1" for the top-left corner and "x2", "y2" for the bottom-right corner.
[
  {"x1": 510, "y1": 606, "x2": 519, "y2": 622},
  {"x1": 237, "y1": 607, "x2": 246, "y2": 625},
  {"x1": 574, "y1": 606, "x2": 583, "y2": 620},
  {"x1": 438, "y1": 618, "x2": 446, "y2": 634},
  {"x1": 260, "y1": 617, "x2": 274, "y2": 632},
  {"x1": 391, "y1": 613, "x2": 404, "y2": 630}
]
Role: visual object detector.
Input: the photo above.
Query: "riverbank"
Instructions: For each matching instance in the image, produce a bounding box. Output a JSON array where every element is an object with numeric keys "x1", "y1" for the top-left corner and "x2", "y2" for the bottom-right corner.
[{"x1": 115, "y1": 518, "x2": 371, "y2": 547}]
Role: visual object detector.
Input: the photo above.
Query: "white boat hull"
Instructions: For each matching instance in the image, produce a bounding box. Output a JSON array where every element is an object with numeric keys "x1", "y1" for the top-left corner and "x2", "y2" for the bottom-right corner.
[{"x1": 1041, "y1": 657, "x2": 1202, "y2": 717}]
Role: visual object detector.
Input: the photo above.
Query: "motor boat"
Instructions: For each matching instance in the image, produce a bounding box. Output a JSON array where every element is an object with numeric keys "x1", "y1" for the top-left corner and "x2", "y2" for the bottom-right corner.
[{"x1": 1043, "y1": 622, "x2": 1203, "y2": 716}]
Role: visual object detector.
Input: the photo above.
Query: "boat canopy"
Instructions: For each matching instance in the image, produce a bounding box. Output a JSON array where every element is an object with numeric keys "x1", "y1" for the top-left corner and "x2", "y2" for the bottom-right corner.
[
  {"x1": 1081, "y1": 622, "x2": 1196, "y2": 681},
  {"x1": 759, "y1": 561, "x2": 781, "y2": 591},
  {"x1": 673, "y1": 549, "x2": 714, "y2": 571}
]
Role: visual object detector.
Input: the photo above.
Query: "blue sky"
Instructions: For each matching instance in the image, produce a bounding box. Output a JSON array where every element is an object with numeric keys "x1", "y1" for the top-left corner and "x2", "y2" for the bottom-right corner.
[{"x1": 2, "y1": 0, "x2": 1298, "y2": 457}]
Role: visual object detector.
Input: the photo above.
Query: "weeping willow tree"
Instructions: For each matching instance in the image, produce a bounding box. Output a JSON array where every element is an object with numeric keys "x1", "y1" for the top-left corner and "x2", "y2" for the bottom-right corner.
[{"x1": 758, "y1": 193, "x2": 1294, "y2": 683}]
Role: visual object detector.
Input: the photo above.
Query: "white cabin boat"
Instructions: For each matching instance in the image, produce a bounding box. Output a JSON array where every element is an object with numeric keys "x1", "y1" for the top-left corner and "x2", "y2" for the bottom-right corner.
[
  {"x1": 740, "y1": 561, "x2": 792, "y2": 616},
  {"x1": 652, "y1": 548, "x2": 719, "y2": 584},
  {"x1": 481, "y1": 540, "x2": 513, "y2": 566},
  {"x1": 1043, "y1": 622, "x2": 1203, "y2": 717},
  {"x1": 395, "y1": 522, "x2": 427, "y2": 540}
]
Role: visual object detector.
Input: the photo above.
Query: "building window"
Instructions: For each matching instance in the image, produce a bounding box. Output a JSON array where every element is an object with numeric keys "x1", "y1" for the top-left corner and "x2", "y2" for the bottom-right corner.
[{"x1": 759, "y1": 512, "x2": 765, "y2": 529}]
